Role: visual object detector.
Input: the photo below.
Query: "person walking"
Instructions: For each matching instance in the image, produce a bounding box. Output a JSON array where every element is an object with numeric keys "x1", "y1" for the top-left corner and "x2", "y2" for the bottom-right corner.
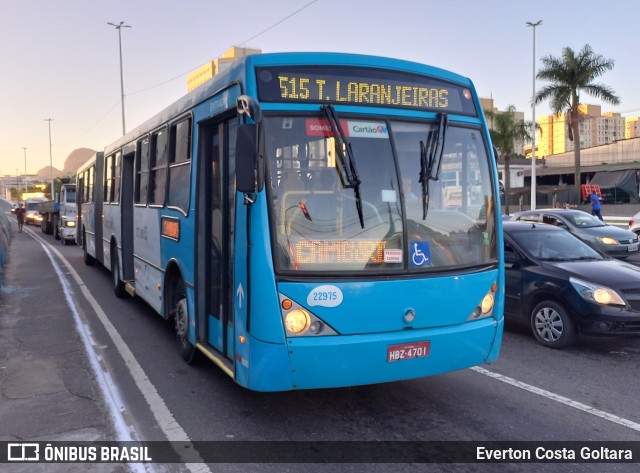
[
  {"x1": 14, "y1": 203, "x2": 25, "y2": 232},
  {"x1": 590, "y1": 191, "x2": 603, "y2": 221}
]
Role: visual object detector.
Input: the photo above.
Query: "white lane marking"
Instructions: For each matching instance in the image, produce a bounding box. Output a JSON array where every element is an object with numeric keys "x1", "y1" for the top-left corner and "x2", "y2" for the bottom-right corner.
[
  {"x1": 38, "y1": 238, "x2": 150, "y2": 473},
  {"x1": 472, "y1": 366, "x2": 640, "y2": 432},
  {"x1": 31, "y1": 231, "x2": 211, "y2": 473}
]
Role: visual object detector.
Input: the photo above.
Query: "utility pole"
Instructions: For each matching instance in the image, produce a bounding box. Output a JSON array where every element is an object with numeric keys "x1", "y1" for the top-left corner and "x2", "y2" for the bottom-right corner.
[
  {"x1": 526, "y1": 20, "x2": 542, "y2": 209},
  {"x1": 108, "y1": 21, "x2": 132, "y2": 135},
  {"x1": 22, "y1": 147, "x2": 28, "y2": 198},
  {"x1": 45, "y1": 118, "x2": 55, "y2": 199}
]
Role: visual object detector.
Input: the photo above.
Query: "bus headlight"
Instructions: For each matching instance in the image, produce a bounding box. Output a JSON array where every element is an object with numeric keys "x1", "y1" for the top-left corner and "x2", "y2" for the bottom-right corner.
[
  {"x1": 467, "y1": 282, "x2": 497, "y2": 321},
  {"x1": 284, "y1": 309, "x2": 311, "y2": 335},
  {"x1": 481, "y1": 293, "x2": 494, "y2": 314},
  {"x1": 279, "y1": 294, "x2": 338, "y2": 337},
  {"x1": 64, "y1": 220, "x2": 76, "y2": 227}
]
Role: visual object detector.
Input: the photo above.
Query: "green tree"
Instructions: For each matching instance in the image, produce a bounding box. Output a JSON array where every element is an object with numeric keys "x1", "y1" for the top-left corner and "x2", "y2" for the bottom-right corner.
[
  {"x1": 485, "y1": 105, "x2": 532, "y2": 215},
  {"x1": 535, "y1": 44, "x2": 619, "y2": 203}
]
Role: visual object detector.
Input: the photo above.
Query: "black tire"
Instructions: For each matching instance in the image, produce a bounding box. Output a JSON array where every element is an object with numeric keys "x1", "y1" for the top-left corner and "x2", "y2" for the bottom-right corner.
[
  {"x1": 83, "y1": 231, "x2": 95, "y2": 266},
  {"x1": 53, "y1": 216, "x2": 60, "y2": 240},
  {"x1": 111, "y1": 250, "x2": 126, "y2": 298},
  {"x1": 173, "y1": 279, "x2": 197, "y2": 364},
  {"x1": 530, "y1": 300, "x2": 577, "y2": 349}
]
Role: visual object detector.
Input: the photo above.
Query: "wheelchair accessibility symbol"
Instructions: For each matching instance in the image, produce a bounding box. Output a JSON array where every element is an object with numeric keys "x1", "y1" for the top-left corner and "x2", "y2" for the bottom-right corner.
[{"x1": 411, "y1": 241, "x2": 431, "y2": 267}]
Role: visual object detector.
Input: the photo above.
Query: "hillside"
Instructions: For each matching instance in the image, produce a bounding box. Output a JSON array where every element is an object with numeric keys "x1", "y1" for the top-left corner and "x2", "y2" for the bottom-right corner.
[{"x1": 35, "y1": 148, "x2": 96, "y2": 177}]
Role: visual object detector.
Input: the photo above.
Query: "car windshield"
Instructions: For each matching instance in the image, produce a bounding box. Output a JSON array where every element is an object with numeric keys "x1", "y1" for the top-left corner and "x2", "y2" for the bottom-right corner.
[
  {"x1": 509, "y1": 228, "x2": 603, "y2": 261},
  {"x1": 264, "y1": 115, "x2": 497, "y2": 273},
  {"x1": 564, "y1": 212, "x2": 606, "y2": 228}
]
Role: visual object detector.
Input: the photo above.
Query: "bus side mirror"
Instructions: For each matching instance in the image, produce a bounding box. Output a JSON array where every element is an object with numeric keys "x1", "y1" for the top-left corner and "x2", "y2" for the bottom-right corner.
[{"x1": 236, "y1": 124, "x2": 257, "y2": 194}]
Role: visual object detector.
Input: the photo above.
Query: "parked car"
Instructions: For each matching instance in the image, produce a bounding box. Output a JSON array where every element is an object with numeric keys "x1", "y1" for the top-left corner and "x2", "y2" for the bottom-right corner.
[
  {"x1": 511, "y1": 208, "x2": 639, "y2": 259},
  {"x1": 628, "y1": 210, "x2": 640, "y2": 236},
  {"x1": 503, "y1": 221, "x2": 640, "y2": 348}
]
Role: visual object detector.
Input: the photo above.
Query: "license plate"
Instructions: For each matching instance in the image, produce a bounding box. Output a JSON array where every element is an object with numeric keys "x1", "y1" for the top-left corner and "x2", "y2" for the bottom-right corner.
[
  {"x1": 387, "y1": 341, "x2": 430, "y2": 362},
  {"x1": 628, "y1": 244, "x2": 638, "y2": 252}
]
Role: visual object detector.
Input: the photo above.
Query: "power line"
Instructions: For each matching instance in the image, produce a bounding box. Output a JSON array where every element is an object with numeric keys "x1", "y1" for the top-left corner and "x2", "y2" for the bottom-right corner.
[
  {"x1": 59, "y1": 1, "x2": 321, "y2": 152},
  {"x1": 57, "y1": 100, "x2": 121, "y2": 147},
  {"x1": 129, "y1": 0, "x2": 320, "y2": 97},
  {"x1": 238, "y1": 0, "x2": 319, "y2": 46}
]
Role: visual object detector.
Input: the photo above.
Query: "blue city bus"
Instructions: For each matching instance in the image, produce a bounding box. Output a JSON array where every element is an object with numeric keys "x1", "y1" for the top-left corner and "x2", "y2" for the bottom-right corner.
[{"x1": 77, "y1": 52, "x2": 504, "y2": 391}]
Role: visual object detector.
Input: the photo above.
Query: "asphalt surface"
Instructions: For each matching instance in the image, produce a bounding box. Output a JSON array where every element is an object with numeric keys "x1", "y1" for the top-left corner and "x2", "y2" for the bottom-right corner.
[
  {"x1": 0, "y1": 217, "x2": 125, "y2": 473},
  {"x1": 1, "y1": 201, "x2": 639, "y2": 472}
]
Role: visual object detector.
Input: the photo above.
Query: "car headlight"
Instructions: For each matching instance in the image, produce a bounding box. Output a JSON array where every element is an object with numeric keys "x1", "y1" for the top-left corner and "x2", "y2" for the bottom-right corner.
[
  {"x1": 596, "y1": 236, "x2": 618, "y2": 245},
  {"x1": 570, "y1": 277, "x2": 625, "y2": 306}
]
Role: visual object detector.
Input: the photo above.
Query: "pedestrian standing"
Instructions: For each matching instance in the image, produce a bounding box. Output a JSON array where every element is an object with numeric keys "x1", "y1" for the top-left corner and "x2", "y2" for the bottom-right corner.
[
  {"x1": 590, "y1": 191, "x2": 603, "y2": 221},
  {"x1": 14, "y1": 203, "x2": 25, "y2": 232}
]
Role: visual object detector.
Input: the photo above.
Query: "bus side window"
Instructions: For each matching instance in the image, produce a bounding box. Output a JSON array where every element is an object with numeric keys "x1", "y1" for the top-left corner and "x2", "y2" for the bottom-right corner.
[
  {"x1": 168, "y1": 118, "x2": 192, "y2": 213},
  {"x1": 104, "y1": 154, "x2": 113, "y2": 203},
  {"x1": 135, "y1": 137, "x2": 150, "y2": 205},
  {"x1": 150, "y1": 128, "x2": 168, "y2": 205}
]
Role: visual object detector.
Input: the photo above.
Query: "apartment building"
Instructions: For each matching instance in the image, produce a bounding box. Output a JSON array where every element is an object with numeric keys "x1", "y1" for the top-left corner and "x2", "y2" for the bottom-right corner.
[
  {"x1": 536, "y1": 104, "x2": 627, "y2": 157},
  {"x1": 480, "y1": 98, "x2": 526, "y2": 156},
  {"x1": 626, "y1": 117, "x2": 640, "y2": 139}
]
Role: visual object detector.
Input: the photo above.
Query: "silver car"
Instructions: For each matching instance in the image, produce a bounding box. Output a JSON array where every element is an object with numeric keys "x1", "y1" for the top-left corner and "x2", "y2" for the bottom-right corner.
[{"x1": 512, "y1": 209, "x2": 639, "y2": 259}]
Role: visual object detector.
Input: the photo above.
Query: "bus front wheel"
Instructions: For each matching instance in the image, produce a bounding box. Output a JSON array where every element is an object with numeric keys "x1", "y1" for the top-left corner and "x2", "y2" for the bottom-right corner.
[{"x1": 173, "y1": 280, "x2": 196, "y2": 364}]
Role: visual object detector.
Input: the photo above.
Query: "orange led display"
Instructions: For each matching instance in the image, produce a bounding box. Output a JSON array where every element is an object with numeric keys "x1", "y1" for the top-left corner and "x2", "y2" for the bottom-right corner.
[
  {"x1": 294, "y1": 240, "x2": 386, "y2": 264},
  {"x1": 161, "y1": 217, "x2": 180, "y2": 241}
]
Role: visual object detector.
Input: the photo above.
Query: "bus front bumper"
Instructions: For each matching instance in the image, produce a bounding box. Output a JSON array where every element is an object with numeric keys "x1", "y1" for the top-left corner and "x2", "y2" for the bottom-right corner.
[{"x1": 240, "y1": 317, "x2": 502, "y2": 391}]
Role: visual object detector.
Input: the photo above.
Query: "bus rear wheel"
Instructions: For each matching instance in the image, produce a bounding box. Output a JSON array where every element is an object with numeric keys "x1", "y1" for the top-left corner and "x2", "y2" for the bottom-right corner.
[
  {"x1": 111, "y1": 251, "x2": 126, "y2": 298},
  {"x1": 83, "y1": 232, "x2": 95, "y2": 266},
  {"x1": 173, "y1": 280, "x2": 196, "y2": 364}
]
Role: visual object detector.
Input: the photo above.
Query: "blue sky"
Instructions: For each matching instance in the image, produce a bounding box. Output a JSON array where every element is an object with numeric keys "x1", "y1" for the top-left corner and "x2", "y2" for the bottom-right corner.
[{"x1": 1, "y1": 0, "x2": 638, "y2": 174}]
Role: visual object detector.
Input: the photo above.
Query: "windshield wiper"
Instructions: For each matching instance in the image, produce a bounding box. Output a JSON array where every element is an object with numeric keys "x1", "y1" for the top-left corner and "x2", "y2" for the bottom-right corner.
[
  {"x1": 321, "y1": 104, "x2": 364, "y2": 228},
  {"x1": 419, "y1": 113, "x2": 449, "y2": 219}
]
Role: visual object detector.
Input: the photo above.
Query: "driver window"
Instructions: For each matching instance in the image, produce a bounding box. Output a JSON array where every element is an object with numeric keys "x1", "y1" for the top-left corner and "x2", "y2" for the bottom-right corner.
[
  {"x1": 518, "y1": 213, "x2": 539, "y2": 222},
  {"x1": 543, "y1": 215, "x2": 567, "y2": 228}
]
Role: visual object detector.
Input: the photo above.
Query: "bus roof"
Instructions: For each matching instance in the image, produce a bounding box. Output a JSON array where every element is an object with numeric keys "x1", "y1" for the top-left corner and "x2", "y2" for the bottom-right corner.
[{"x1": 104, "y1": 52, "x2": 476, "y2": 155}]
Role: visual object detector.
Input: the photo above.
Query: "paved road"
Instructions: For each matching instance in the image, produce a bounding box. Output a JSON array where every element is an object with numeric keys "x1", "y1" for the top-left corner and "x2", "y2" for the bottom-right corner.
[
  {"x1": 0, "y1": 216, "x2": 128, "y2": 473},
  {"x1": 2, "y1": 204, "x2": 639, "y2": 473}
]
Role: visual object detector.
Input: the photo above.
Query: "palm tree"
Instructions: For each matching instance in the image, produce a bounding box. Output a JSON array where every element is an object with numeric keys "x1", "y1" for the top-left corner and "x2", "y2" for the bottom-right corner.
[
  {"x1": 535, "y1": 44, "x2": 619, "y2": 204},
  {"x1": 485, "y1": 105, "x2": 532, "y2": 215}
]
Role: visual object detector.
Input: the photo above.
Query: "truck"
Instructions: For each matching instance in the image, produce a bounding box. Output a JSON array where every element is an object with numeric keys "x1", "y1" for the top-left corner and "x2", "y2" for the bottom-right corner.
[
  {"x1": 38, "y1": 183, "x2": 77, "y2": 245},
  {"x1": 23, "y1": 197, "x2": 49, "y2": 227}
]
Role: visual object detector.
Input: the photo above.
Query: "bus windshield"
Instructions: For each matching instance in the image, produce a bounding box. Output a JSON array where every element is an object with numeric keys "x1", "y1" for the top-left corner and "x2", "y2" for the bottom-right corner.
[{"x1": 265, "y1": 115, "x2": 497, "y2": 273}]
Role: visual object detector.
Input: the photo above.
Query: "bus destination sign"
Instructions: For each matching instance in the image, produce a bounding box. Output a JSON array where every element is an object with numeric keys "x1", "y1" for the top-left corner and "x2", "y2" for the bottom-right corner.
[{"x1": 256, "y1": 66, "x2": 477, "y2": 115}]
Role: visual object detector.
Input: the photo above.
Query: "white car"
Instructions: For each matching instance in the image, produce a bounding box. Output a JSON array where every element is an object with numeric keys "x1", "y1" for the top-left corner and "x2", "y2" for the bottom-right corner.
[{"x1": 628, "y1": 211, "x2": 640, "y2": 235}]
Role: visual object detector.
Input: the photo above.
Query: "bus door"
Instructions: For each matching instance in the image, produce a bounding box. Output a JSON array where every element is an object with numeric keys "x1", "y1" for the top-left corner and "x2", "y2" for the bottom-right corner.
[
  {"x1": 196, "y1": 116, "x2": 237, "y2": 361},
  {"x1": 121, "y1": 149, "x2": 135, "y2": 283},
  {"x1": 76, "y1": 175, "x2": 84, "y2": 244}
]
